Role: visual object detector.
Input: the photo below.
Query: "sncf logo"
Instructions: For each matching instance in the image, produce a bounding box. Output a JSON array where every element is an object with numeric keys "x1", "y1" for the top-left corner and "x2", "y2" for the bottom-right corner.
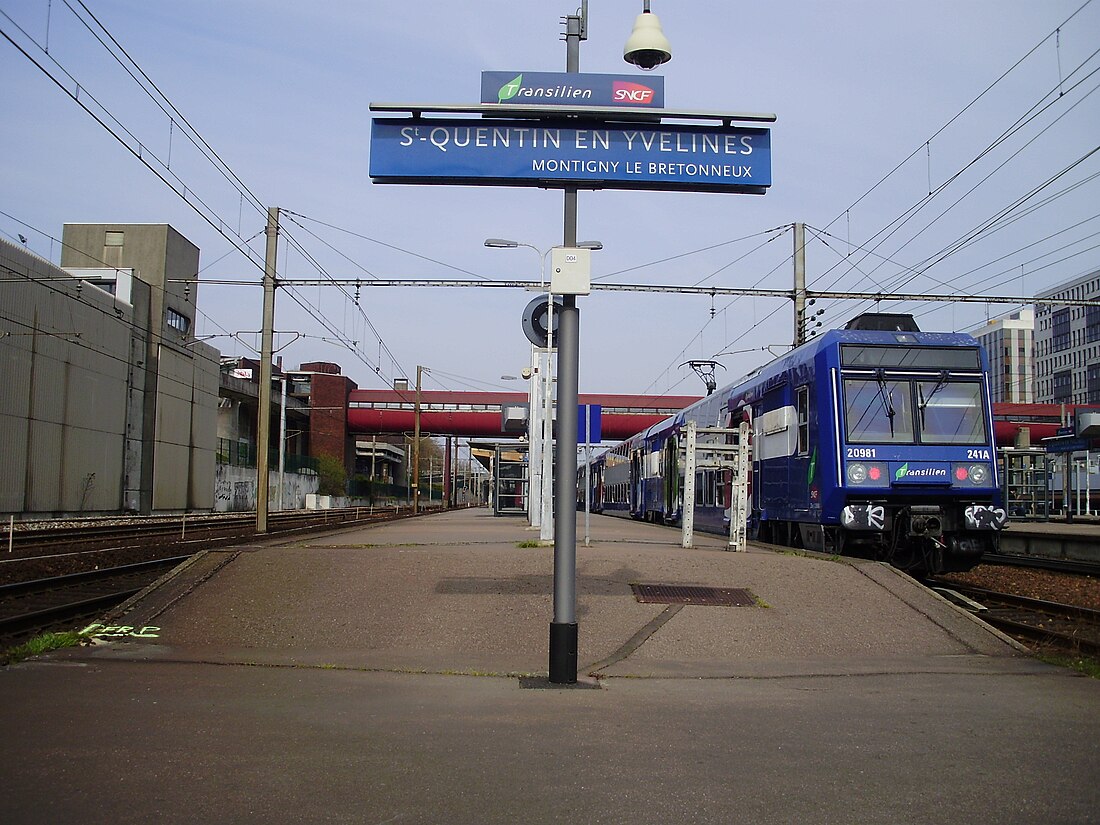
[{"x1": 612, "y1": 81, "x2": 656, "y2": 104}]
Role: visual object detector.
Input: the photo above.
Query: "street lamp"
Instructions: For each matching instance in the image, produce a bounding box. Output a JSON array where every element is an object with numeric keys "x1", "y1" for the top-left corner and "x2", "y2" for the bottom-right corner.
[
  {"x1": 491, "y1": 0, "x2": 658, "y2": 686},
  {"x1": 485, "y1": 238, "x2": 602, "y2": 543}
]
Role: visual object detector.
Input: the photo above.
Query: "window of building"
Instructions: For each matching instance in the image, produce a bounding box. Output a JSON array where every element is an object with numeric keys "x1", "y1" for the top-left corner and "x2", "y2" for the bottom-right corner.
[
  {"x1": 1051, "y1": 307, "x2": 1071, "y2": 353},
  {"x1": 166, "y1": 307, "x2": 191, "y2": 334},
  {"x1": 104, "y1": 231, "x2": 124, "y2": 247},
  {"x1": 1086, "y1": 305, "x2": 1100, "y2": 344},
  {"x1": 1052, "y1": 369, "x2": 1073, "y2": 403},
  {"x1": 1088, "y1": 364, "x2": 1100, "y2": 404}
]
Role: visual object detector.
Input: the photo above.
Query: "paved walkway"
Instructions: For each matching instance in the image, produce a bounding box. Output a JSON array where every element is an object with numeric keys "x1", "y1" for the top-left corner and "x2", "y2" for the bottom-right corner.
[{"x1": 1, "y1": 508, "x2": 1097, "y2": 824}]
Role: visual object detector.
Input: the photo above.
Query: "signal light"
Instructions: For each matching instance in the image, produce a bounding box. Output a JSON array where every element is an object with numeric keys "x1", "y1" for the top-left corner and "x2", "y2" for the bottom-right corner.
[
  {"x1": 951, "y1": 462, "x2": 991, "y2": 486},
  {"x1": 846, "y1": 461, "x2": 889, "y2": 486}
]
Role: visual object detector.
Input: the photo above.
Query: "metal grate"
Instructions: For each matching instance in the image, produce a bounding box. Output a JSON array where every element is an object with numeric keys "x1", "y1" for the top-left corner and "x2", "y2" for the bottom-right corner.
[{"x1": 631, "y1": 583, "x2": 757, "y2": 607}]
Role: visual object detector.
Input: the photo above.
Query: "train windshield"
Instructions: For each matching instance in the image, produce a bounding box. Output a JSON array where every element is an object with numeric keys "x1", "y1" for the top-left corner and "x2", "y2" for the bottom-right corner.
[
  {"x1": 844, "y1": 378, "x2": 915, "y2": 443},
  {"x1": 844, "y1": 377, "x2": 986, "y2": 445},
  {"x1": 916, "y1": 380, "x2": 985, "y2": 444}
]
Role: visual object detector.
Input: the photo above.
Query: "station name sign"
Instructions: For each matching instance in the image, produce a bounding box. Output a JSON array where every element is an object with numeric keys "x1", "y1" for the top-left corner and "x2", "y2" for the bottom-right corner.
[
  {"x1": 369, "y1": 118, "x2": 771, "y2": 194},
  {"x1": 481, "y1": 71, "x2": 664, "y2": 107}
]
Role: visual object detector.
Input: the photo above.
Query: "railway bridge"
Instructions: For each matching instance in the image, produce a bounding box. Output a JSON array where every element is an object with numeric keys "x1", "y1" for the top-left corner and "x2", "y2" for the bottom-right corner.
[{"x1": 346, "y1": 389, "x2": 702, "y2": 440}]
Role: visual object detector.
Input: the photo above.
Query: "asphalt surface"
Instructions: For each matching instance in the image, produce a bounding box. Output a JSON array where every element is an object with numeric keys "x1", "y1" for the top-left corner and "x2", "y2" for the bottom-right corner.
[{"x1": 2, "y1": 508, "x2": 1098, "y2": 824}]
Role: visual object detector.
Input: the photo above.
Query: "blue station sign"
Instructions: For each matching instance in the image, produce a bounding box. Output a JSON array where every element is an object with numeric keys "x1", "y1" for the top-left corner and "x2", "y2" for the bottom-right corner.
[
  {"x1": 578, "y1": 404, "x2": 602, "y2": 444},
  {"x1": 481, "y1": 71, "x2": 664, "y2": 107},
  {"x1": 369, "y1": 118, "x2": 771, "y2": 194}
]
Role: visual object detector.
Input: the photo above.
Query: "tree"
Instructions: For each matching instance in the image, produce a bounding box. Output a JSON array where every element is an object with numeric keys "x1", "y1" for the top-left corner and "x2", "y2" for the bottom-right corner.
[{"x1": 315, "y1": 453, "x2": 347, "y2": 497}]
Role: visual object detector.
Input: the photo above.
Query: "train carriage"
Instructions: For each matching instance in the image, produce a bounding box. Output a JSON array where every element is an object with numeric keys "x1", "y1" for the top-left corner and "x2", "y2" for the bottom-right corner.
[{"x1": 588, "y1": 314, "x2": 1006, "y2": 573}]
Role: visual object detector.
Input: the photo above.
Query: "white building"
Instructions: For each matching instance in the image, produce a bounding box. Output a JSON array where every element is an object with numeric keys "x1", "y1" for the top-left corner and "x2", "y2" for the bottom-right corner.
[
  {"x1": 1034, "y1": 268, "x2": 1100, "y2": 404},
  {"x1": 968, "y1": 309, "x2": 1035, "y2": 403}
]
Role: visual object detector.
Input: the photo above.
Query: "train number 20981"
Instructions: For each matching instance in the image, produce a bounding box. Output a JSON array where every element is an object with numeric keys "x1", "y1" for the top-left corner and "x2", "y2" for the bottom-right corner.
[{"x1": 846, "y1": 448, "x2": 877, "y2": 459}]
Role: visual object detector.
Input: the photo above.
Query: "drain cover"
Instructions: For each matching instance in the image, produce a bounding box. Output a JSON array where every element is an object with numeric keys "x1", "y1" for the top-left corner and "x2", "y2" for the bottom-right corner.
[{"x1": 631, "y1": 583, "x2": 756, "y2": 607}]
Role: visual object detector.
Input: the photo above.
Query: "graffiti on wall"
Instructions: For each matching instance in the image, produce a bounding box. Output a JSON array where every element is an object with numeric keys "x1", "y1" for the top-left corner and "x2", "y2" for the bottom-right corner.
[{"x1": 214, "y1": 464, "x2": 318, "y2": 512}]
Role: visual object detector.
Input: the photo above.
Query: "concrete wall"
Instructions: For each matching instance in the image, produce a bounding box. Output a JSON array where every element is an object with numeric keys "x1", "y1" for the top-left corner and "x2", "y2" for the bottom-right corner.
[
  {"x1": 154, "y1": 344, "x2": 219, "y2": 511},
  {"x1": 214, "y1": 464, "x2": 319, "y2": 513},
  {"x1": 0, "y1": 239, "x2": 133, "y2": 515},
  {"x1": 61, "y1": 224, "x2": 217, "y2": 514}
]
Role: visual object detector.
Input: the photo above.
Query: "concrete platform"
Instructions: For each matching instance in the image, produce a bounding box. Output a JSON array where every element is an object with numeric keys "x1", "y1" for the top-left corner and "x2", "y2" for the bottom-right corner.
[
  {"x1": 2, "y1": 508, "x2": 1098, "y2": 824},
  {"x1": 999, "y1": 518, "x2": 1100, "y2": 563}
]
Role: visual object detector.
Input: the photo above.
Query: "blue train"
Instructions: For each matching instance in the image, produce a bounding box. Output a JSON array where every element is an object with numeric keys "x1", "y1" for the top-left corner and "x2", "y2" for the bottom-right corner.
[{"x1": 587, "y1": 314, "x2": 1006, "y2": 573}]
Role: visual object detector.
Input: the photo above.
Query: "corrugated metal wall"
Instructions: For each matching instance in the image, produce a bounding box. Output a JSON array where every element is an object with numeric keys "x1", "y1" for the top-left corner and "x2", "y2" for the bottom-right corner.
[
  {"x1": 0, "y1": 239, "x2": 130, "y2": 513},
  {"x1": 153, "y1": 344, "x2": 220, "y2": 511},
  {"x1": 1, "y1": 234, "x2": 220, "y2": 516}
]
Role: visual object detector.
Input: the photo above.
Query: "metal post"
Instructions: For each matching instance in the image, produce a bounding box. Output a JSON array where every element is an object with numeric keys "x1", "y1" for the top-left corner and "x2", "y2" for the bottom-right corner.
[
  {"x1": 584, "y1": 411, "x2": 591, "y2": 547},
  {"x1": 277, "y1": 375, "x2": 287, "y2": 511},
  {"x1": 682, "y1": 421, "x2": 697, "y2": 549},
  {"x1": 549, "y1": 4, "x2": 585, "y2": 684},
  {"x1": 413, "y1": 365, "x2": 423, "y2": 513},
  {"x1": 529, "y1": 344, "x2": 543, "y2": 528},
  {"x1": 541, "y1": 343, "x2": 554, "y2": 542},
  {"x1": 729, "y1": 420, "x2": 750, "y2": 551},
  {"x1": 793, "y1": 222, "x2": 806, "y2": 347},
  {"x1": 1087, "y1": 451, "x2": 1092, "y2": 516},
  {"x1": 256, "y1": 206, "x2": 279, "y2": 533}
]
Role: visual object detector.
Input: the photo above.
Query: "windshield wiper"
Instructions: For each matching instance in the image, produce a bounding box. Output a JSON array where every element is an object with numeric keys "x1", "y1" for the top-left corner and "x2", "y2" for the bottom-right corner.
[
  {"x1": 874, "y1": 370, "x2": 896, "y2": 437},
  {"x1": 918, "y1": 371, "x2": 949, "y2": 427}
]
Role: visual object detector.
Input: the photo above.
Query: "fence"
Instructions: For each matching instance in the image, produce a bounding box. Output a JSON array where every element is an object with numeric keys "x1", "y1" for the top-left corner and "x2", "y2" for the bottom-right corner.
[{"x1": 216, "y1": 438, "x2": 318, "y2": 474}]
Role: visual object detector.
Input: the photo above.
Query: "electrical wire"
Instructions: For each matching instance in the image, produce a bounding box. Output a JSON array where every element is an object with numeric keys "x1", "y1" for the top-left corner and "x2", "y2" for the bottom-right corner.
[{"x1": 282, "y1": 210, "x2": 492, "y2": 281}]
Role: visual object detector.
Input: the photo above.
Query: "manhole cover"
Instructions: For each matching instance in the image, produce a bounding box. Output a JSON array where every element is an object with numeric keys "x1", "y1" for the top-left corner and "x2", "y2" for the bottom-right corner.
[{"x1": 631, "y1": 583, "x2": 756, "y2": 607}]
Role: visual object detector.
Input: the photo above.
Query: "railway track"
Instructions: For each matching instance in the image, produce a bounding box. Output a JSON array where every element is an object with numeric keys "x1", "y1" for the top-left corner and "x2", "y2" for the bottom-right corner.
[
  {"x1": 0, "y1": 505, "x2": 449, "y2": 585},
  {"x1": 0, "y1": 557, "x2": 187, "y2": 648},
  {"x1": 4, "y1": 505, "x2": 431, "y2": 556},
  {"x1": 928, "y1": 579, "x2": 1100, "y2": 656},
  {"x1": 980, "y1": 552, "x2": 1100, "y2": 578}
]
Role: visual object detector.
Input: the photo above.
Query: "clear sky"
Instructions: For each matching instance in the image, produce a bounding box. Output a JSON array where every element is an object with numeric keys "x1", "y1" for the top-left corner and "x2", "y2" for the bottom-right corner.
[{"x1": 2, "y1": 0, "x2": 1098, "y2": 400}]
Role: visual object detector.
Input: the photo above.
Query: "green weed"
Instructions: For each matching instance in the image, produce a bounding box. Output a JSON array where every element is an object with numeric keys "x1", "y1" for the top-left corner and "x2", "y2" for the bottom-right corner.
[{"x1": 2, "y1": 630, "x2": 86, "y2": 665}]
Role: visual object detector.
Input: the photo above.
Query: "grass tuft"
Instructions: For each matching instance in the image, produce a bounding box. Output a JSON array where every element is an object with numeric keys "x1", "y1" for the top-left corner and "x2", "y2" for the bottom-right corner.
[
  {"x1": 2, "y1": 630, "x2": 86, "y2": 665},
  {"x1": 1038, "y1": 653, "x2": 1100, "y2": 679}
]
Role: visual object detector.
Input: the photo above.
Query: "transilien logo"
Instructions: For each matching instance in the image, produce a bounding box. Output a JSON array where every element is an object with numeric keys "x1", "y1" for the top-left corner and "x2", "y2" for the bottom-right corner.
[{"x1": 498, "y1": 74, "x2": 523, "y2": 102}]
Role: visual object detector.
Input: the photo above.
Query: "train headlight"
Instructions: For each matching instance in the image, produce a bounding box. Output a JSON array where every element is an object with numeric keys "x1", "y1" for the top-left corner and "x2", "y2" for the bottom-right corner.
[
  {"x1": 846, "y1": 462, "x2": 889, "y2": 486},
  {"x1": 951, "y1": 463, "x2": 991, "y2": 486}
]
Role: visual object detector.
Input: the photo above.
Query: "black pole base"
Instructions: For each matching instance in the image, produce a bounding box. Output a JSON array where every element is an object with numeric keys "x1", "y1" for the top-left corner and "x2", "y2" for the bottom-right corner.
[{"x1": 549, "y1": 622, "x2": 578, "y2": 684}]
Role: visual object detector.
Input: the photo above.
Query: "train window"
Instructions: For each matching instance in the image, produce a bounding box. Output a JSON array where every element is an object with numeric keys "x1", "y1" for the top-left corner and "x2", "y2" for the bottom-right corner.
[
  {"x1": 796, "y1": 386, "x2": 809, "y2": 455},
  {"x1": 844, "y1": 378, "x2": 915, "y2": 444},
  {"x1": 841, "y1": 345, "x2": 980, "y2": 370},
  {"x1": 917, "y1": 381, "x2": 985, "y2": 444}
]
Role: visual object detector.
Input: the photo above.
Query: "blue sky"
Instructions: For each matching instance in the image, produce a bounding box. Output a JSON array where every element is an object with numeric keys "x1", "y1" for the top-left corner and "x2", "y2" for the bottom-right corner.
[{"x1": 2, "y1": 0, "x2": 1098, "y2": 398}]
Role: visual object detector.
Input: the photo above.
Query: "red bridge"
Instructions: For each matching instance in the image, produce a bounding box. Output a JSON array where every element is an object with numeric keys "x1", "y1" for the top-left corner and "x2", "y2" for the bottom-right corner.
[{"x1": 346, "y1": 389, "x2": 701, "y2": 440}]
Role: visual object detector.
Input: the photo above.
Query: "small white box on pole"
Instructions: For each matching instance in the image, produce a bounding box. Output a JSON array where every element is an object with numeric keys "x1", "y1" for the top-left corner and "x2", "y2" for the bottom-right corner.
[{"x1": 550, "y1": 247, "x2": 591, "y2": 295}]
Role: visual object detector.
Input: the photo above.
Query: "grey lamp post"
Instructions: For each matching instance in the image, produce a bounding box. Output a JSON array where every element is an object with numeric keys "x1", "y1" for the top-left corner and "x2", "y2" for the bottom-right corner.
[
  {"x1": 537, "y1": 0, "x2": 670, "y2": 684},
  {"x1": 490, "y1": 0, "x2": 670, "y2": 684}
]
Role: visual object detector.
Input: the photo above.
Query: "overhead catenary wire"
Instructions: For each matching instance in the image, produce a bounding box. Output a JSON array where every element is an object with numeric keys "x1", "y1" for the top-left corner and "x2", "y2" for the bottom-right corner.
[
  {"x1": 1, "y1": 6, "x2": 425, "y2": 384},
  {"x1": 820, "y1": 0, "x2": 1097, "y2": 236},
  {"x1": 804, "y1": 6, "x2": 1100, "y2": 328},
  {"x1": 0, "y1": 10, "x2": 266, "y2": 274}
]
